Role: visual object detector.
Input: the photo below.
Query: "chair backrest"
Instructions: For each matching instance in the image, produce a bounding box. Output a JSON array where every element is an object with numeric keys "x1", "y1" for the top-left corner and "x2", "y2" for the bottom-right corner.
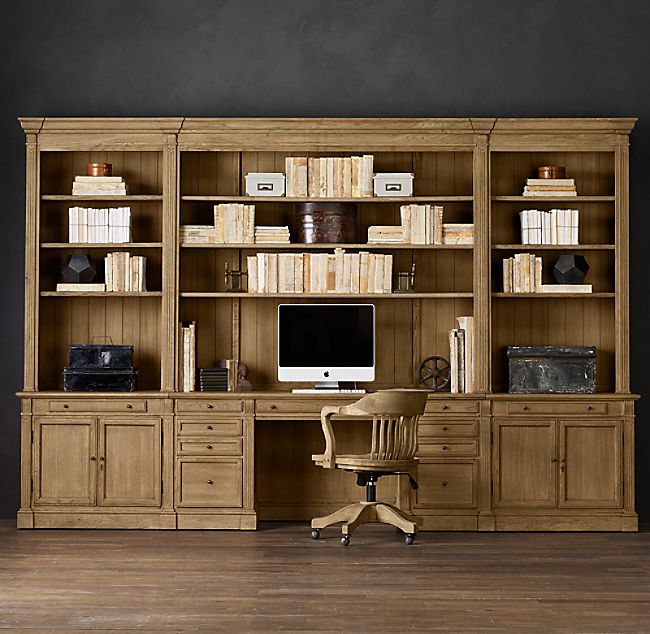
[{"x1": 340, "y1": 390, "x2": 428, "y2": 461}]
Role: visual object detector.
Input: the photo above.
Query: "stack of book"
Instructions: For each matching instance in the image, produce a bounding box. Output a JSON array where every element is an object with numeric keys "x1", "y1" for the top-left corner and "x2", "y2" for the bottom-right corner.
[
  {"x1": 502, "y1": 253, "x2": 542, "y2": 293},
  {"x1": 519, "y1": 209, "x2": 579, "y2": 245},
  {"x1": 72, "y1": 175, "x2": 127, "y2": 196},
  {"x1": 449, "y1": 316, "x2": 474, "y2": 394},
  {"x1": 254, "y1": 226, "x2": 291, "y2": 243},
  {"x1": 199, "y1": 360, "x2": 239, "y2": 392},
  {"x1": 247, "y1": 249, "x2": 392, "y2": 294},
  {"x1": 178, "y1": 321, "x2": 196, "y2": 392},
  {"x1": 179, "y1": 225, "x2": 218, "y2": 244},
  {"x1": 104, "y1": 252, "x2": 147, "y2": 292},
  {"x1": 68, "y1": 207, "x2": 132, "y2": 243},
  {"x1": 442, "y1": 223, "x2": 474, "y2": 245},
  {"x1": 283, "y1": 155, "x2": 374, "y2": 198},
  {"x1": 214, "y1": 203, "x2": 255, "y2": 243},
  {"x1": 367, "y1": 226, "x2": 404, "y2": 244},
  {"x1": 400, "y1": 204, "x2": 444, "y2": 244},
  {"x1": 523, "y1": 178, "x2": 577, "y2": 197}
]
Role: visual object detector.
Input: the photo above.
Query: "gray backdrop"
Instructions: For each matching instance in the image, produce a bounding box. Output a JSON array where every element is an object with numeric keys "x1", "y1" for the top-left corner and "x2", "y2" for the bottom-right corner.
[{"x1": 1, "y1": 0, "x2": 648, "y2": 521}]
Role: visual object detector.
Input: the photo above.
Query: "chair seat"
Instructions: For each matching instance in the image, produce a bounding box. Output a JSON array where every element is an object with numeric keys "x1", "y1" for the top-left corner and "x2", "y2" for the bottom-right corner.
[{"x1": 312, "y1": 453, "x2": 418, "y2": 472}]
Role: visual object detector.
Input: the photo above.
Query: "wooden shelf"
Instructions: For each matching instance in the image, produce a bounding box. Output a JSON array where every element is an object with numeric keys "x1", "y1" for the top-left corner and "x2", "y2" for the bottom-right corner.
[
  {"x1": 41, "y1": 291, "x2": 163, "y2": 297},
  {"x1": 41, "y1": 242, "x2": 163, "y2": 249},
  {"x1": 180, "y1": 242, "x2": 474, "y2": 250},
  {"x1": 181, "y1": 195, "x2": 473, "y2": 203},
  {"x1": 180, "y1": 292, "x2": 473, "y2": 299},
  {"x1": 492, "y1": 244, "x2": 615, "y2": 251},
  {"x1": 41, "y1": 195, "x2": 163, "y2": 202},
  {"x1": 492, "y1": 292, "x2": 614, "y2": 298},
  {"x1": 492, "y1": 196, "x2": 615, "y2": 202}
]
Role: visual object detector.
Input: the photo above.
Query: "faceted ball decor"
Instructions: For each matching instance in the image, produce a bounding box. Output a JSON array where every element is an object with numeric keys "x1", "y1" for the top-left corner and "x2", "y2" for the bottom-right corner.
[
  {"x1": 552, "y1": 254, "x2": 589, "y2": 284},
  {"x1": 62, "y1": 254, "x2": 97, "y2": 283}
]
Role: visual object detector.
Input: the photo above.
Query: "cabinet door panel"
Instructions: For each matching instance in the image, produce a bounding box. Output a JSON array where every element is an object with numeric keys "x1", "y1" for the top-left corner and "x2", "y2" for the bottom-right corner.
[
  {"x1": 98, "y1": 417, "x2": 161, "y2": 507},
  {"x1": 493, "y1": 419, "x2": 557, "y2": 508},
  {"x1": 559, "y1": 420, "x2": 622, "y2": 508},
  {"x1": 177, "y1": 458, "x2": 243, "y2": 508},
  {"x1": 33, "y1": 417, "x2": 96, "y2": 506},
  {"x1": 413, "y1": 461, "x2": 477, "y2": 508}
]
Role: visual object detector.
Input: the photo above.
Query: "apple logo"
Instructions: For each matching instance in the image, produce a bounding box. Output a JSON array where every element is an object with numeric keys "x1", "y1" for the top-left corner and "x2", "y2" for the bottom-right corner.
[{"x1": 324, "y1": 370, "x2": 330, "y2": 377}]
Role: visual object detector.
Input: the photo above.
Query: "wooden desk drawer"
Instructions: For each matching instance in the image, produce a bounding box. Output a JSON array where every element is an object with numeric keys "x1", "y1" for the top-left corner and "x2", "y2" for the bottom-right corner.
[
  {"x1": 495, "y1": 401, "x2": 610, "y2": 416},
  {"x1": 175, "y1": 399, "x2": 244, "y2": 414},
  {"x1": 178, "y1": 439, "x2": 242, "y2": 456},
  {"x1": 255, "y1": 399, "x2": 340, "y2": 415},
  {"x1": 414, "y1": 462, "x2": 477, "y2": 508},
  {"x1": 424, "y1": 400, "x2": 479, "y2": 415},
  {"x1": 419, "y1": 420, "x2": 478, "y2": 438},
  {"x1": 177, "y1": 419, "x2": 242, "y2": 436},
  {"x1": 177, "y1": 458, "x2": 243, "y2": 508},
  {"x1": 38, "y1": 398, "x2": 148, "y2": 414},
  {"x1": 418, "y1": 440, "x2": 478, "y2": 457}
]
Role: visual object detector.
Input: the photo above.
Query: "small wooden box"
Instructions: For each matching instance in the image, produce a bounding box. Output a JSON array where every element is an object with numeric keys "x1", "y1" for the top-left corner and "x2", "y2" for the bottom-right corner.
[
  {"x1": 245, "y1": 173, "x2": 285, "y2": 197},
  {"x1": 373, "y1": 173, "x2": 414, "y2": 197}
]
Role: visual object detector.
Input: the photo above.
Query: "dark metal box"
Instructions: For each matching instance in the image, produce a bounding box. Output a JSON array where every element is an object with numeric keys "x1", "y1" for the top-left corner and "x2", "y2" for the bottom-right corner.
[
  {"x1": 68, "y1": 344, "x2": 133, "y2": 369},
  {"x1": 63, "y1": 368, "x2": 137, "y2": 392},
  {"x1": 507, "y1": 346, "x2": 596, "y2": 394}
]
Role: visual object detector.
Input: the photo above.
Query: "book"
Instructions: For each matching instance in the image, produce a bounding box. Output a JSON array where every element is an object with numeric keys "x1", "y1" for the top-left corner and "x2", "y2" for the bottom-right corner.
[
  {"x1": 56, "y1": 283, "x2": 106, "y2": 292},
  {"x1": 540, "y1": 284, "x2": 592, "y2": 293},
  {"x1": 456, "y1": 316, "x2": 474, "y2": 393}
]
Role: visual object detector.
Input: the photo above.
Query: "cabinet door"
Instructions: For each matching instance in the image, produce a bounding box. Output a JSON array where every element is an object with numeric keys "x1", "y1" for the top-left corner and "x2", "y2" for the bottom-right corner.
[
  {"x1": 413, "y1": 461, "x2": 477, "y2": 509},
  {"x1": 176, "y1": 458, "x2": 243, "y2": 508},
  {"x1": 559, "y1": 420, "x2": 622, "y2": 508},
  {"x1": 33, "y1": 417, "x2": 96, "y2": 506},
  {"x1": 493, "y1": 419, "x2": 557, "y2": 508},
  {"x1": 97, "y1": 417, "x2": 161, "y2": 507}
]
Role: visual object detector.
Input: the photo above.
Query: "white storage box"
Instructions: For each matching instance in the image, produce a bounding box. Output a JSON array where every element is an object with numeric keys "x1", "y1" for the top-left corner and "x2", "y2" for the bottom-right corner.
[
  {"x1": 245, "y1": 172, "x2": 285, "y2": 197},
  {"x1": 373, "y1": 172, "x2": 414, "y2": 197}
]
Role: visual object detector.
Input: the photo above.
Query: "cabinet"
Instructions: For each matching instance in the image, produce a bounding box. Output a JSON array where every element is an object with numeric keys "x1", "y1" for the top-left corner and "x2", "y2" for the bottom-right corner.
[
  {"x1": 17, "y1": 118, "x2": 638, "y2": 531},
  {"x1": 33, "y1": 416, "x2": 162, "y2": 508},
  {"x1": 493, "y1": 418, "x2": 622, "y2": 509}
]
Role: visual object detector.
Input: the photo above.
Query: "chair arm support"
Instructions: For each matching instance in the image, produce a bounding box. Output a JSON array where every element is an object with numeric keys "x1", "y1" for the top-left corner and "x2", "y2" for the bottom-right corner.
[{"x1": 319, "y1": 406, "x2": 340, "y2": 468}]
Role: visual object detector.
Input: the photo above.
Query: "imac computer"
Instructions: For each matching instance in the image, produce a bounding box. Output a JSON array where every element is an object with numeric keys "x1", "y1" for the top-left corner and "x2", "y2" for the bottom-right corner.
[{"x1": 278, "y1": 304, "x2": 375, "y2": 393}]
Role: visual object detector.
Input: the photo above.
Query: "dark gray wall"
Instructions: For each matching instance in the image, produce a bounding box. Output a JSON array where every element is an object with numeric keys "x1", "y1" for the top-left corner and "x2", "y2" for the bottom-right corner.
[{"x1": 1, "y1": 0, "x2": 649, "y2": 521}]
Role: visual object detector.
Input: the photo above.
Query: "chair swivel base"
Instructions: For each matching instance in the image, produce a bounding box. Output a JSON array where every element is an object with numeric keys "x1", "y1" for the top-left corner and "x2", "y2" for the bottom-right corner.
[{"x1": 311, "y1": 501, "x2": 423, "y2": 545}]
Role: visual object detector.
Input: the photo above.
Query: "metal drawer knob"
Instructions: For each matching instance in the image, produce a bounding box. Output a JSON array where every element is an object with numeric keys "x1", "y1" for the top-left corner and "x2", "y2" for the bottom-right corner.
[
  {"x1": 270, "y1": 404, "x2": 277, "y2": 410},
  {"x1": 207, "y1": 425, "x2": 213, "y2": 430},
  {"x1": 442, "y1": 426, "x2": 448, "y2": 431},
  {"x1": 207, "y1": 480, "x2": 213, "y2": 485},
  {"x1": 126, "y1": 404, "x2": 132, "y2": 409},
  {"x1": 90, "y1": 456, "x2": 96, "y2": 461},
  {"x1": 587, "y1": 405, "x2": 593, "y2": 411},
  {"x1": 207, "y1": 404, "x2": 214, "y2": 409},
  {"x1": 522, "y1": 405, "x2": 529, "y2": 411},
  {"x1": 442, "y1": 405, "x2": 448, "y2": 410},
  {"x1": 207, "y1": 445, "x2": 213, "y2": 450},
  {"x1": 63, "y1": 404, "x2": 69, "y2": 409},
  {"x1": 442, "y1": 445, "x2": 448, "y2": 450},
  {"x1": 442, "y1": 481, "x2": 448, "y2": 487}
]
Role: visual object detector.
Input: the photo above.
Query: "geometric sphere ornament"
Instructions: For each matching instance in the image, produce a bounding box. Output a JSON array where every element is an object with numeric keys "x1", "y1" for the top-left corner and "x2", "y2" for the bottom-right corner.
[
  {"x1": 552, "y1": 254, "x2": 589, "y2": 285},
  {"x1": 62, "y1": 254, "x2": 97, "y2": 283}
]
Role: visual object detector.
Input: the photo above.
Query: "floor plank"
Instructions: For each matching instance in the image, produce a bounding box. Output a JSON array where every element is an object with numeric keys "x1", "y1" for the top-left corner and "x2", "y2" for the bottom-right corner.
[{"x1": 0, "y1": 522, "x2": 649, "y2": 632}]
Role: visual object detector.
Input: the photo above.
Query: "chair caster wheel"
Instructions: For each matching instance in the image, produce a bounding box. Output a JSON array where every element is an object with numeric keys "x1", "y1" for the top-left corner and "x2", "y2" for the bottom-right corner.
[
  {"x1": 404, "y1": 533, "x2": 415, "y2": 545},
  {"x1": 311, "y1": 529, "x2": 321, "y2": 540},
  {"x1": 341, "y1": 535, "x2": 351, "y2": 546}
]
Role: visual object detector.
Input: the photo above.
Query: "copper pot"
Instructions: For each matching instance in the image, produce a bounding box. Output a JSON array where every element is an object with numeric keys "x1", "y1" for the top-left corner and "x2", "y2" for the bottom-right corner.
[
  {"x1": 537, "y1": 165, "x2": 565, "y2": 179},
  {"x1": 87, "y1": 162, "x2": 112, "y2": 177},
  {"x1": 295, "y1": 202, "x2": 357, "y2": 243}
]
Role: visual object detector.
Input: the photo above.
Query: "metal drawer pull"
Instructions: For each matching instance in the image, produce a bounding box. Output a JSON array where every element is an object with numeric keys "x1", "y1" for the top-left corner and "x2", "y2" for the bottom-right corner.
[
  {"x1": 442, "y1": 445, "x2": 448, "y2": 450},
  {"x1": 207, "y1": 404, "x2": 213, "y2": 409},
  {"x1": 207, "y1": 425, "x2": 213, "y2": 430},
  {"x1": 442, "y1": 426, "x2": 448, "y2": 431},
  {"x1": 126, "y1": 404, "x2": 132, "y2": 409},
  {"x1": 90, "y1": 456, "x2": 96, "y2": 461},
  {"x1": 207, "y1": 480, "x2": 213, "y2": 485},
  {"x1": 522, "y1": 405, "x2": 529, "y2": 411},
  {"x1": 442, "y1": 405, "x2": 448, "y2": 410},
  {"x1": 207, "y1": 445, "x2": 213, "y2": 449},
  {"x1": 587, "y1": 405, "x2": 593, "y2": 411},
  {"x1": 63, "y1": 404, "x2": 69, "y2": 409},
  {"x1": 442, "y1": 481, "x2": 448, "y2": 487},
  {"x1": 270, "y1": 404, "x2": 277, "y2": 410}
]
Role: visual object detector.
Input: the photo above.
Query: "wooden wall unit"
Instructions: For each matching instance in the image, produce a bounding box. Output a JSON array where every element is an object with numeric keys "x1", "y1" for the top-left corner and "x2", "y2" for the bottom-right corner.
[{"x1": 17, "y1": 118, "x2": 638, "y2": 531}]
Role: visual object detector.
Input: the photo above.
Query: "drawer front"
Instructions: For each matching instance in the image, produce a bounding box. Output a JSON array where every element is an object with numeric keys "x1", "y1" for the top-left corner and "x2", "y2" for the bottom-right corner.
[
  {"x1": 418, "y1": 440, "x2": 478, "y2": 457},
  {"x1": 495, "y1": 401, "x2": 610, "y2": 416},
  {"x1": 255, "y1": 399, "x2": 344, "y2": 415},
  {"x1": 424, "y1": 400, "x2": 480, "y2": 415},
  {"x1": 38, "y1": 399, "x2": 148, "y2": 414},
  {"x1": 419, "y1": 420, "x2": 478, "y2": 438},
  {"x1": 178, "y1": 438, "x2": 243, "y2": 456},
  {"x1": 414, "y1": 461, "x2": 477, "y2": 508},
  {"x1": 175, "y1": 399, "x2": 244, "y2": 414},
  {"x1": 177, "y1": 459, "x2": 243, "y2": 508},
  {"x1": 177, "y1": 419, "x2": 242, "y2": 437}
]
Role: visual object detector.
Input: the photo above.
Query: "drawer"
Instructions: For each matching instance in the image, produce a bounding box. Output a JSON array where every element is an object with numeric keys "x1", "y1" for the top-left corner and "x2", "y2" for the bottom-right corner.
[
  {"x1": 255, "y1": 399, "x2": 343, "y2": 415},
  {"x1": 36, "y1": 398, "x2": 149, "y2": 414},
  {"x1": 175, "y1": 399, "x2": 244, "y2": 414},
  {"x1": 177, "y1": 458, "x2": 243, "y2": 508},
  {"x1": 177, "y1": 419, "x2": 242, "y2": 436},
  {"x1": 418, "y1": 440, "x2": 478, "y2": 457},
  {"x1": 178, "y1": 438, "x2": 243, "y2": 456},
  {"x1": 419, "y1": 420, "x2": 478, "y2": 438},
  {"x1": 414, "y1": 461, "x2": 477, "y2": 508},
  {"x1": 494, "y1": 401, "x2": 611, "y2": 416},
  {"x1": 424, "y1": 400, "x2": 479, "y2": 415}
]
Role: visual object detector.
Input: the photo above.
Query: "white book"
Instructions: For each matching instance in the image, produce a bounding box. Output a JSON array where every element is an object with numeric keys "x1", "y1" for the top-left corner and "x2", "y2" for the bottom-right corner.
[
  {"x1": 456, "y1": 316, "x2": 474, "y2": 393},
  {"x1": 350, "y1": 253, "x2": 360, "y2": 293},
  {"x1": 449, "y1": 329, "x2": 458, "y2": 394},
  {"x1": 540, "y1": 284, "x2": 592, "y2": 293},
  {"x1": 384, "y1": 253, "x2": 393, "y2": 293},
  {"x1": 294, "y1": 253, "x2": 304, "y2": 293},
  {"x1": 257, "y1": 252, "x2": 266, "y2": 294},
  {"x1": 520, "y1": 210, "x2": 528, "y2": 244},
  {"x1": 572, "y1": 208, "x2": 579, "y2": 244},
  {"x1": 247, "y1": 256, "x2": 258, "y2": 293},
  {"x1": 326, "y1": 158, "x2": 335, "y2": 197}
]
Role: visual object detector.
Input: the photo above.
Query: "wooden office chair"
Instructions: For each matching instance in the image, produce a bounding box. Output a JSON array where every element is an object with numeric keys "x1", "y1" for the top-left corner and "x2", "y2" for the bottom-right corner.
[{"x1": 311, "y1": 389, "x2": 428, "y2": 546}]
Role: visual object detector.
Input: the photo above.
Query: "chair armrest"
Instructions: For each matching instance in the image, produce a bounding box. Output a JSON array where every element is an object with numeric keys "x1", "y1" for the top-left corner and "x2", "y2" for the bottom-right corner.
[{"x1": 319, "y1": 405, "x2": 340, "y2": 468}]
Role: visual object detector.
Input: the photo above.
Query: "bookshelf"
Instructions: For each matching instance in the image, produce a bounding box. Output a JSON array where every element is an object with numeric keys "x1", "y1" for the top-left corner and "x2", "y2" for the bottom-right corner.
[{"x1": 17, "y1": 118, "x2": 638, "y2": 531}]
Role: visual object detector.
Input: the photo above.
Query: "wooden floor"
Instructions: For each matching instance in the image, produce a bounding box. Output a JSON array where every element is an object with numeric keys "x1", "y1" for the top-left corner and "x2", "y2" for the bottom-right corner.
[{"x1": 0, "y1": 522, "x2": 649, "y2": 633}]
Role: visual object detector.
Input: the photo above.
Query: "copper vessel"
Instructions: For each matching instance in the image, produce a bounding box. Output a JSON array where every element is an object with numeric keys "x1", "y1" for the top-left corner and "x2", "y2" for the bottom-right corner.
[
  {"x1": 537, "y1": 165, "x2": 565, "y2": 179},
  {"x1": 295, "y1": 202, "x2": 357, "y2": 243},
  {"x1": 87, "y1": 162, "x2": 112, "y2": 177}
]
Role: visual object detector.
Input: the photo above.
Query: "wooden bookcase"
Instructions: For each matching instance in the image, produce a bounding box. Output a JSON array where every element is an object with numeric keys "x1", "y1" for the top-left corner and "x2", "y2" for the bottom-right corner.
[{"x1": 17, "y1": 118, "x2": 638, "y2": 531}]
